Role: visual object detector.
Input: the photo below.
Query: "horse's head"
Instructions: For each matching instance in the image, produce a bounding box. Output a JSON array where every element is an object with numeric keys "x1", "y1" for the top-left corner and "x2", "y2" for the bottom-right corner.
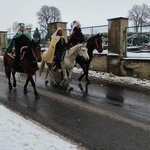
[
  {"x1": 87, "y1": 33, "x2": 103, "y2": 53},
  {"x1": 28, "y1": 39, "x2": 42, "y2": 62},
  {"x1": 78, "y1": 43, "x2": 89, "y2": 61}
]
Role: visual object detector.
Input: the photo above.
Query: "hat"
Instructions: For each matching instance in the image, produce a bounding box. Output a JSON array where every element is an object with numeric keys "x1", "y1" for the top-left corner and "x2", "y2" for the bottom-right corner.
[
  {"x1": 18, "y1": 23, "x2": 25, "y2": 27},
  {"x1": 74, "y1": 21, "x2": 80, "y2": 26},
  {"x1": 70, "y1": 21, "x2": 81, "y2": 34}
]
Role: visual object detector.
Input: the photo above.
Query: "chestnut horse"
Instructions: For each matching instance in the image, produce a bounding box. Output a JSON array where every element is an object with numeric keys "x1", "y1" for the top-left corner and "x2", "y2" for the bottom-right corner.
[
  {"x1": 76, "y1": 33, "x2": 103, "y2": 83},
  {"x1": 3, "y1": 39, "x2": 42, "y2": 98}
]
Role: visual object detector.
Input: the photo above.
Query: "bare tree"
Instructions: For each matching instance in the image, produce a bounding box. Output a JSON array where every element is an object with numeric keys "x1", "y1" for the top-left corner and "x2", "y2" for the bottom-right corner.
[
  {"x1": 128, "y1": 3, "x2": 150, "y2": 33},
  {"x1": 36, "y1": 5, "x2": 61, "y2": 32}
]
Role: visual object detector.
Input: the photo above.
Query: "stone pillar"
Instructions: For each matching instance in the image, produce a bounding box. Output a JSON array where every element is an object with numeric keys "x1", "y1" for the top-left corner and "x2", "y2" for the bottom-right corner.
[
  {"x1": 0, "y1": 31, "x2": 7, "y2": 55},
  {"x1": 48, "y1": 22, "x2": 67, "y2": 41},
  {"x1": 107, "y1": 17, "x2": 128, "y2": 75}
]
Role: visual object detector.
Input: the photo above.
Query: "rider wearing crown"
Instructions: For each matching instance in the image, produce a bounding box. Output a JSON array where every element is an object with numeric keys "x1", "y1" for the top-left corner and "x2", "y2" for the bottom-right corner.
[
  {"x1": 68, "y1": 20, "x2": 85, "y2": 47},
  {"x1": 6, "y1": 23, "x2": 32, "y2": 72}
]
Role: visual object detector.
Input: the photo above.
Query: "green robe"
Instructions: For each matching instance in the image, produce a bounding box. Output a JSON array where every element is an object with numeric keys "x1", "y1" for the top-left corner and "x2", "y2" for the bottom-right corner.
[{"x1": 6, "y1": 31, "x2": 31, "y2": 53}]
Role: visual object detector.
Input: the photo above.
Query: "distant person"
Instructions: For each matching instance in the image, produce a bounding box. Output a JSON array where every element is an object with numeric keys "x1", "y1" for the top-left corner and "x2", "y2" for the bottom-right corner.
[
  {"x1": 68, "y1": 20, "x2": 85, "y2": 47},
  {"x1": 45, "y1": 27, "x2": 70, "y2": 71},
  {"x1": 6, "y1": 23, "x2": 32, "y2": 72}
]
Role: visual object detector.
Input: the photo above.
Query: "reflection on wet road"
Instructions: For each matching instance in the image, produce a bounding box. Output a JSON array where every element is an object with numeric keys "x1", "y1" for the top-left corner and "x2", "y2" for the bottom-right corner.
[
  {"x1": 69, "y1": 78, "x2": 150, "y2": 123},
  {"x1": 0, "y1": 70, "x2": 150, "y2": 150},
  {"x1": 28, "y1": 70, "x2": 150, "y2": 123}
]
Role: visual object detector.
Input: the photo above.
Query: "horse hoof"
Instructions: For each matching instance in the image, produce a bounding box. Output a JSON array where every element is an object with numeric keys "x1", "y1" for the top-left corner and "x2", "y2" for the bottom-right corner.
[
  {"x1": 24, "y1": 89, "x2": 28, "y2": 94},
  {"x1": 13, "y1": 83, "x2": 16, "y2": 87},
  {"x1": 45, "y1": 80, "x2": 49, "y2": 85},
  {"x1": 67, "y1": 87, "x2": 74, "y2": 92},
  {"x1": 70, "y1": 87, "x2": 74, "y2": 91},
  {"x1": 53, "y1": 82, "x2": 57, "y2": 87},
  {"x1": 78, "y1": 78, "x2": 81, "y2": 82},
  {"x1": 9, "y1": 86, "x2": 13, "y2": 90}
]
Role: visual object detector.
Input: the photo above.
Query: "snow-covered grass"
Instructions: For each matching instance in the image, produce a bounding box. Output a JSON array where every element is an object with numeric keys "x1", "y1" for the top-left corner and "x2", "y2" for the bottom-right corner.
[
  {"x1": 73, "y1": 67, "x2": 150, "y2": 89},
  {"x1": 0, "y1": 104, "x2": 82, "y2": 150}
]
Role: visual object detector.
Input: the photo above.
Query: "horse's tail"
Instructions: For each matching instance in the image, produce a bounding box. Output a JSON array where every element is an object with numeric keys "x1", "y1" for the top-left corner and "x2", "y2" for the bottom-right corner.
[
  {"x1": 3, "y1": 52, "x2": 9, "y2": 67},
  {"x1": 3, "y1": 52, "x2": 12, "y2": 77},
  {"x1": 39, "y1": 57, "x2": 45, "y2": 76}
]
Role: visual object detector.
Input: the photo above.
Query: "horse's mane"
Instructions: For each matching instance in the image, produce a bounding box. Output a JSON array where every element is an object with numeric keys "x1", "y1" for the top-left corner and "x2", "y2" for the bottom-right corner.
[
  {"x1": 67, "y1": 44, "x2": 83, "y2": 57},
  {"x1": 86, "y1": 33, "x2": 102, "y2": 42}
]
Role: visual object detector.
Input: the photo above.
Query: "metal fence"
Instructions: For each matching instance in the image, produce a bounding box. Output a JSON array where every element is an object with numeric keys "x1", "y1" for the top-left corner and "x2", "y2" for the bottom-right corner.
[
  {"x1": 6, "y1": 24, "x2": 150, "y2": 58},
  {"x1": 7, "y1": 25, "x2": 109, "y2": 51},
  {"x1": 66, "y1": 25, "x2": 108, "y2": 45},
  {"x1": 126, "y1": 25, "x2": 150, "y2": 58}
]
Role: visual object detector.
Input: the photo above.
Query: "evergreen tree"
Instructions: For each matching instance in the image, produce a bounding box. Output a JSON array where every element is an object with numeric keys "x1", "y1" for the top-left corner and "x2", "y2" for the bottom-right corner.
[{"x1": 33, "y1": 28, "x2": 41, "y2": 40}]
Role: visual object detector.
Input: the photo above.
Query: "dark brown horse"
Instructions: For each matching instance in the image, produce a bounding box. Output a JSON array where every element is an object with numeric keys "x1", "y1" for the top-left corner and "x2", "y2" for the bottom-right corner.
[
  {"x1": 76, "y1": 33, "x2": 103, "y2": 83},
  {"x1": 3, "y1": 39, "x2": 42, "y2": 98}
]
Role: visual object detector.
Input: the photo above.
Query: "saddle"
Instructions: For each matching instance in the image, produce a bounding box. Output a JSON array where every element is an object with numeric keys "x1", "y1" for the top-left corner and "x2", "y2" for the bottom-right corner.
[
  {"x1": 11, "y1": 46, "x2": 38, "y2": 72},
  {"x1": 9, "y1": 46, "x2": 27, "y2": 60}
]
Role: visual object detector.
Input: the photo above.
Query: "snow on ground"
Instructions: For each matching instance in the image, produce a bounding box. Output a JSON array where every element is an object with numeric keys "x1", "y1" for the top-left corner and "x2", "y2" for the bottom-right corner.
[
  {"x1": 84, "y1": 49, "x2": 150, "y2": 89},
  {"x1": 73, "y1": 67, "x2": 150, "y2": 89},
  {"x1": 0, "y1": 104, "x2": 82, "y2": 150},
  {"x1": 0, "y1": 51, "x2": 150, "y2": 150}
]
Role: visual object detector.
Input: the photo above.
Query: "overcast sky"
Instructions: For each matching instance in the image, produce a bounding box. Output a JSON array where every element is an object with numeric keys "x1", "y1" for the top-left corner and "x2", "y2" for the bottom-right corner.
[{"x1": 1, "y1": 0, "x2": 150, "y2": 31}]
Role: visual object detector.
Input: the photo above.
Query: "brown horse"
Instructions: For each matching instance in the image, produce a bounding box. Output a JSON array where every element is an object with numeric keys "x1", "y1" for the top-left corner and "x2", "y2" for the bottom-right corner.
[
  {"x1": 76, "y1": 33, "x2": 103, "y2": 83},
  {"x1": 3, "y1": 39, "x2": 42, "y2": 98}
]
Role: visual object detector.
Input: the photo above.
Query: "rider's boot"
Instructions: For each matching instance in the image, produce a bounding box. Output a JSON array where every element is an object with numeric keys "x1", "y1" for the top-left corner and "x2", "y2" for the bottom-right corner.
[{"x1": 53, "y1": 62, "x2": 59, "y2": 72}]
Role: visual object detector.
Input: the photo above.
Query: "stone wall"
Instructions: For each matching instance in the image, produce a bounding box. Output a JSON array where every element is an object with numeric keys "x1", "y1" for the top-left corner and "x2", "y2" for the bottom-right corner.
[{"x1": 90, "y1": 55, "x2": 150, "y2": 80}]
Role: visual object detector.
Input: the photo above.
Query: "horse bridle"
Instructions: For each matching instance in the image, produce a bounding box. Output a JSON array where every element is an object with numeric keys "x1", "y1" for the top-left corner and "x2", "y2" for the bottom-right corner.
[{"x1": 94, "y1": 37, "x2": 99, "y2": 49}]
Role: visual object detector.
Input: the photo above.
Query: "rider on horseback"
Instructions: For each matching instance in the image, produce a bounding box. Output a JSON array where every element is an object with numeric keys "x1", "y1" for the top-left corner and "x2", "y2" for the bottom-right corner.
[
  {"x1": 6, "y1": 23, "x2": 32, "y2": 72},
  {"x1": 45, "y1": 27, "x2": 70, "y2": 71},
  {"x1": 68, "y1": 20, "x2": 85, "y2": 47}
]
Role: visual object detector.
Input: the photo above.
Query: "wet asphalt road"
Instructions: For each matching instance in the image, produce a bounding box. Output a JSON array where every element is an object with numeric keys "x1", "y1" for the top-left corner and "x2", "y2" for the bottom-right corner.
[{"x1": 0, "y1": 69, "x2": 150, "y2": 150}]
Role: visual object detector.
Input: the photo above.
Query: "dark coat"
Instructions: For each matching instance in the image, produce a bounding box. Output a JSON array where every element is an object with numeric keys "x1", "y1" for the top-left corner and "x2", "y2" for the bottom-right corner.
[
  {"x1": 55, "y1": 37, "x2": 69, "y2": 61},
  {"x1": 6, "y1": 32, "x2": 31, "y2": 53},
  {"x1": 68, "y1": 27, "x2": 85, "y2": 46}
]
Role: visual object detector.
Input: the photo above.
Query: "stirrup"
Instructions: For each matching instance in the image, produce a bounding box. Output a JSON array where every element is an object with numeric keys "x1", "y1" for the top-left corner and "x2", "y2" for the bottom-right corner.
[{"x1": 52, "y1": 65, "x2": 58, "y2": 72}]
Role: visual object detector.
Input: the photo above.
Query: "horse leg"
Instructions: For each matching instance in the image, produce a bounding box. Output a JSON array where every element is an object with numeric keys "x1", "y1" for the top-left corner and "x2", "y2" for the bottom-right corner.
[
  {"x1": 12, "y1": 71, "x2": 17, "y2": 87},
  {"x1": 45, "y1": 69, "x2": 49, "y2": 85},
  {"x1": 66, "y1": 69, "x2": 74, "y2": 91},
  {"x1": 78, "y1": 63, "x2": 90, "y2": 84},
  {"x1": 47, "y1": 64, "x2": 57, "y2": 86},
  {"x1": 29, "y1": 76, "x2": 40, "y2": 99},
  {"x1": 5, "y1": 68, "x2": 13, "y2": 89},
  {"x1": 24, "y1": 78, "x2": 30, "y2": 94},
  {"x1": 78, "y1": 64, "x2": 86, "y2": 82},
  {"x1": 60, "y1": 68, "x2": 67, "y2": 87},
  {"x1": 85, "y1": 63, "x2": 90, "y2": 84}
]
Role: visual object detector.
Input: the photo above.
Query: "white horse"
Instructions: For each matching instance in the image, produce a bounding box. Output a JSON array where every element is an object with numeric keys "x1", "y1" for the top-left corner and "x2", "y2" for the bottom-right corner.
[{"x1": 39, "y1": 43, "x2": 89, "y2": 91}]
